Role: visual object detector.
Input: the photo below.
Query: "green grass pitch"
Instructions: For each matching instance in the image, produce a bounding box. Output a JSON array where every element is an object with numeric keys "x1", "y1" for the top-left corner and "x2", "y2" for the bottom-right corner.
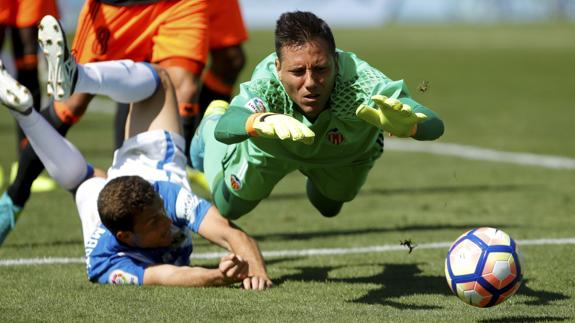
[{"x1": 1, "y1": 23, "x2": 574, "y2": 322}]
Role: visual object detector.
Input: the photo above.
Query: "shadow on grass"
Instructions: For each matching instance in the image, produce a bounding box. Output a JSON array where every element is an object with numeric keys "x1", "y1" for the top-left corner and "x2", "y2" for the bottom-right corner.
[
  {"x1": 267, "y1": 184, "x2": 531, "y2": 202},
  {"x1": 477, "y1": 316, "x2": 570, "y2": 322},
  {"x1": 519, "y1": 279, "x2": 570, "y2": 306},
  {"x1": 275, "y1": 263, "x2": 570, "y2": 310},
  {"x1": 251, "y1": 223, "x2": 519, "y2": 242},
  {"x1": 275, "y1": 262, "x2": 449, "y2": 309}
]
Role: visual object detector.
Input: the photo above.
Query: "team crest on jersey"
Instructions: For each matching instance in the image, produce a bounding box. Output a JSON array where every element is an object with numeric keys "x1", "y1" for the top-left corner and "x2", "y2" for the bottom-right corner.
[
  {"x1": 230, "y1": 174, "x2": 242, "y2": 190},
  {"x1": 327, "y1": 128, "x2": 344, "y2": 145},
  {"x1": 108, "y1": 270, "x2": 139, "y2": 285},
  {"x1": 246, "y1": 97, "x2": 267, "y2": 113}
]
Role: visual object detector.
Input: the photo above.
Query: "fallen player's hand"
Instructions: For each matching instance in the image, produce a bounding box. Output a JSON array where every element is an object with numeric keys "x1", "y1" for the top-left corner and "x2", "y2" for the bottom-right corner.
[
  {"x1": 242, "y1": 275, "x2": 273, "y2": 291},
  {"x1": 356, "y1": 95, "x2": 428, "y2": 137},
  {"x1": 218, "y1": 253, "x2": 248, "y2": 282},
  {"x1": 247, "y1": 113, "x2": 315, "y2": 144}
]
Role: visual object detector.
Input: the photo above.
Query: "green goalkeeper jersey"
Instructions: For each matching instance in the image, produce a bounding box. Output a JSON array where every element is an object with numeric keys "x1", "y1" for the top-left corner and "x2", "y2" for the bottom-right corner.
[{"x1": 214, "y1": 50, "x2": 442, "y2": 168}]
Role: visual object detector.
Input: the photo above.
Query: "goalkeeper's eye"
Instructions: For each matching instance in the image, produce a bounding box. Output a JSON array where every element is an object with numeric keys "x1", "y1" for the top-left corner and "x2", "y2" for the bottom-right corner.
[{"x1": 289, "y1": 68, "x2": 306, "y2": 77}]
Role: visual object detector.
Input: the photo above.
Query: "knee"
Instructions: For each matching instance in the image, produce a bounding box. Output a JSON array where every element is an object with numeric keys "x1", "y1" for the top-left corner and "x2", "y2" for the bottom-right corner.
[
  {"x1": 213, "y1": 180, "x2": 260, "y2": 220},
  {"x1": 317, "y1": 203, "x2": 343, "y2": 218},
  {"x1": 306, "y1": 180, "x2": 347, "y2": 218}
]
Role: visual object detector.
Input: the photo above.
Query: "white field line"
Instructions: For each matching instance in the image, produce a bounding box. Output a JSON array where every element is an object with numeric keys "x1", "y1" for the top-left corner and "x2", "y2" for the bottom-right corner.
[
  {"x1": 385, "y1": 139, "x2": 575, "y2": 169},
  {"x1": 1, "y1": 237, "x2": 574, "y2": 267}
]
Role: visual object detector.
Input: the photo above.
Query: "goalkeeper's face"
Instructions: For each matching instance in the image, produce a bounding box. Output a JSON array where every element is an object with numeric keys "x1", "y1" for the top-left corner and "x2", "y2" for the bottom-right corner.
[{"x1": 276, "y1": 38, "x2": 336, "y2": 119}]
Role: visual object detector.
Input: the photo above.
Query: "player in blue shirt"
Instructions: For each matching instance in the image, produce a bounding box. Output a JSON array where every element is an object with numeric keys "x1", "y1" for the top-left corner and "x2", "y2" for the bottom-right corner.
[{"x1": 0, "y1": 16, "x2": 271, "y2": 289}]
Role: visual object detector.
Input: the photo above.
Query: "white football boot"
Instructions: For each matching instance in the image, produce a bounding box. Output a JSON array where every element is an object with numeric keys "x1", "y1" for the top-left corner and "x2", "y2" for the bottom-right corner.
[
  {"x1": 38, "y1": 15, "x2": 77, "y2": 100},
  {"x1": 0, "y1": 59, "x2": 33, "y2": 114}
]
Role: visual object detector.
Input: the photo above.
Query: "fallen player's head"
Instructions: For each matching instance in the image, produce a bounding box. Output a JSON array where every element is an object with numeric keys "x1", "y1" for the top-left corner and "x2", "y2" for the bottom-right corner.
[{"x1": 97, "y1": 176, "x2": 173, "y2": 248}]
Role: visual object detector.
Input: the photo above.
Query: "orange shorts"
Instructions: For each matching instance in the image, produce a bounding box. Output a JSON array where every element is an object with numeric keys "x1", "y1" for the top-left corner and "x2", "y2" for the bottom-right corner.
[
  {"x1": 0, "y1": 0, "x2": 59, "y2": 28},
  {"x1": 72, "y1": 0, "x2": 208, "y2": 74},
  {"x1": 207, "y1": 0, "x2": 248, "y2": 49}
]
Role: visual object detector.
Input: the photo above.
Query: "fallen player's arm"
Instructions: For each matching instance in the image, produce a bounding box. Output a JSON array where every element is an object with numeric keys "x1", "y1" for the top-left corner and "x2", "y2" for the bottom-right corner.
[
  {"x1": 197, "y1": 206, "x2": 272, "y2": 288},
  {"x1": 143, "y1": 253, "x2": 248, "y2": 287}
]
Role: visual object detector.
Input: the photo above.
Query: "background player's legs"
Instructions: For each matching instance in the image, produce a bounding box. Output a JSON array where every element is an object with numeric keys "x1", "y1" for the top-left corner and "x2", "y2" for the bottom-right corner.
[
  {"x1": 200, "y1": 0, "x2": 247, "y2": 111},
  {"x1": 163, "y1": 66, "x2": 202, "y2": 164},
  {"x1": 0, "y1": 25, "x2": 6, "y2": 48},
  {"x1": 199, "y1": 45, "x2": 246, "y2": 110},
  {"x1": 10, "y1": 27, "x2": 41, "y2": 154}
]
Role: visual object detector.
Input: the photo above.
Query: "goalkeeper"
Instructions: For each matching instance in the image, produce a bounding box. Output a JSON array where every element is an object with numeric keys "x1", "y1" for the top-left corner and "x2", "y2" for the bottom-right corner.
[{"x1": 191, "y1": 11, "x2": 444, "y2": 219}]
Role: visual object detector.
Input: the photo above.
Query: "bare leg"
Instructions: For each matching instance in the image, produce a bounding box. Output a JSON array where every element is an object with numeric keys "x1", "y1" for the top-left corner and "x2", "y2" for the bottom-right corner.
[{"x1": 125, "y1": 66, "x2": 182, "y2": 139}]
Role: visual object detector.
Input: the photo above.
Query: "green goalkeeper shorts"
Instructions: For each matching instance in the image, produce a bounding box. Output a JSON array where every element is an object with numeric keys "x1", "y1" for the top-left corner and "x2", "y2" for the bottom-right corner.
[{"x1": 217, "y1": 141, "x2": 382, "y2": 202}]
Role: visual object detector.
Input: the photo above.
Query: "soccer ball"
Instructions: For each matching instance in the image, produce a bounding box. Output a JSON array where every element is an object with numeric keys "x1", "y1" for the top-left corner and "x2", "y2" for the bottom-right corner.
[{"x1": 445, "y1": 227, "x2": 523, "y2": 307}]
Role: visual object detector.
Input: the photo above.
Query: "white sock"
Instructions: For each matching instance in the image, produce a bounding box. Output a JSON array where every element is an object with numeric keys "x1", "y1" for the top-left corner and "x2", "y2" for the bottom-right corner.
[
  {"x1": 75, "y1": 60, "x2": 159, "y2": 103},
  {"x1": 9, "y1": 109, "x2": 89, "y2": 190}
]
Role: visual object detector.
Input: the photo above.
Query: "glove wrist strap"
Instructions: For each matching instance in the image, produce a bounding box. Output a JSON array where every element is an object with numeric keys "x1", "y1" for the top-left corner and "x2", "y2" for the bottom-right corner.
[{"x1": 245, "y1": 113, "x2": 266, "y2": 137}]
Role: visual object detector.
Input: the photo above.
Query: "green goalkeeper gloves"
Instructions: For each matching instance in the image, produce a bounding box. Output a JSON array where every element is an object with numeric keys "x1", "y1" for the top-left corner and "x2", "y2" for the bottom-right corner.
[
  {"x1": 356, "y1": 95, "x2": 428, "y2": 137},
  {"x1": 246, "y1": 113, "x2": 315, "y2": 145}
]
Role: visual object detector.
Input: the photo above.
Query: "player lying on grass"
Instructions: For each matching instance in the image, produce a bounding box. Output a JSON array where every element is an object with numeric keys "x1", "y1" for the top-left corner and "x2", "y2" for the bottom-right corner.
[
  {"x1": 191, "y1": 11, "x2": 445, "y2": 220},
  {"x1": 0, "y1": 16, "x2": 271, "y2": 289}
]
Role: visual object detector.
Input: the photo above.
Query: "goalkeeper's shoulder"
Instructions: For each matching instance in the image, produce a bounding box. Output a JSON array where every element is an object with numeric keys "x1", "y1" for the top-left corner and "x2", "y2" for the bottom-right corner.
[{"x1": 399, "y1": 97, "x2": 445, "y2": 141}]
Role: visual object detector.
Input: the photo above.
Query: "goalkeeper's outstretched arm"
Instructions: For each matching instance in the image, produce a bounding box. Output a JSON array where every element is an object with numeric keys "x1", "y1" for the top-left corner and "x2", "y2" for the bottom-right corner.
[
  {"x1": 356, "y1": 94, "x2": 444, "y2": 140},
  {"x1": 214, "y1": 106, "x2": 253, "y2": 144},
  {"x1": 399, "y1": 97, "x2": 444, "y2": 141},
  {"x1": 214, "y1": 105, "x2": 315, "y2": 145}
]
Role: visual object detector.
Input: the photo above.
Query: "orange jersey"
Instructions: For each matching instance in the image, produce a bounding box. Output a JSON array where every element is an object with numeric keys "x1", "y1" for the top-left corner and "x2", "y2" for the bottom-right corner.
[
  {"x1": 207, "y1": 0, "x2": 248, "y2": 49},
  {"x1": 0, "y1": 0, "x2": 59, "y2": 28},
  {"x1": 72, "y1": 0, "x2": 208, "y2": 74}
]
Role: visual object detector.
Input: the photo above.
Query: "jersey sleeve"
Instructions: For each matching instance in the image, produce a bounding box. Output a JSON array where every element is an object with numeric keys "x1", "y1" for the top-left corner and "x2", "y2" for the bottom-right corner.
[
  {"x1": 95, "y1": 257, "x2": 146, "y2": 285},
  {"x1": 213, "y1": 106, "x2": 252, "y2": 144},
  {"x1": 154, "y1": 181, "x2": 211, "y2": 233}
]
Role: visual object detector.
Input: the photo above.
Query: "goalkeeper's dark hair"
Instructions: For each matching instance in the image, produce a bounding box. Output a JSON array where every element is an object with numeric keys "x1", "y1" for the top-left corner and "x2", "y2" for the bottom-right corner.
[
  {"x1": 97, "y1": 176, "x2": 157, "y2": 234},
  {"x1": 275, "y1": 11, "x2": 336, "y2": 60}
]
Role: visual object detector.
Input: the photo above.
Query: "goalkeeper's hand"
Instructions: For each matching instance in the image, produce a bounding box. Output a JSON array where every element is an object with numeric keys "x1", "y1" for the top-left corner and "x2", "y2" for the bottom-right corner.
[
  {"x1": 356, "y1": 95, "x2": 428, "y2": 137},
  {"x1": 246, "y1": 113, "x2": 315, "y2": 145}
]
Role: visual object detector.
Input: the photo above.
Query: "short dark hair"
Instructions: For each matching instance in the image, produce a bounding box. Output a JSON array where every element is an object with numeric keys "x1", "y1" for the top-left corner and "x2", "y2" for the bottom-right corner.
[
  {"x1": 274, "y1": 11, "x2": 336, "y2": 60},
  {"x1": 97, "y1": 176, "x2": 157, "y2": 234}
]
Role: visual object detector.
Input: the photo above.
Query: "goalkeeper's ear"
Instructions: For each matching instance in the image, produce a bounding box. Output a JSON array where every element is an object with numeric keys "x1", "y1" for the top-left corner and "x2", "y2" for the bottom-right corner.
[{"x1": 275, "y1": 58, "x2": 282, "y2": 81}]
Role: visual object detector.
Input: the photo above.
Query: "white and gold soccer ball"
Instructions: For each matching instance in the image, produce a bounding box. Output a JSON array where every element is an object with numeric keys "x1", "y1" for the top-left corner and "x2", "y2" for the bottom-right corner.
[{"x1": 445, "y1": 227, "x2": 523, "y2": 307}]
